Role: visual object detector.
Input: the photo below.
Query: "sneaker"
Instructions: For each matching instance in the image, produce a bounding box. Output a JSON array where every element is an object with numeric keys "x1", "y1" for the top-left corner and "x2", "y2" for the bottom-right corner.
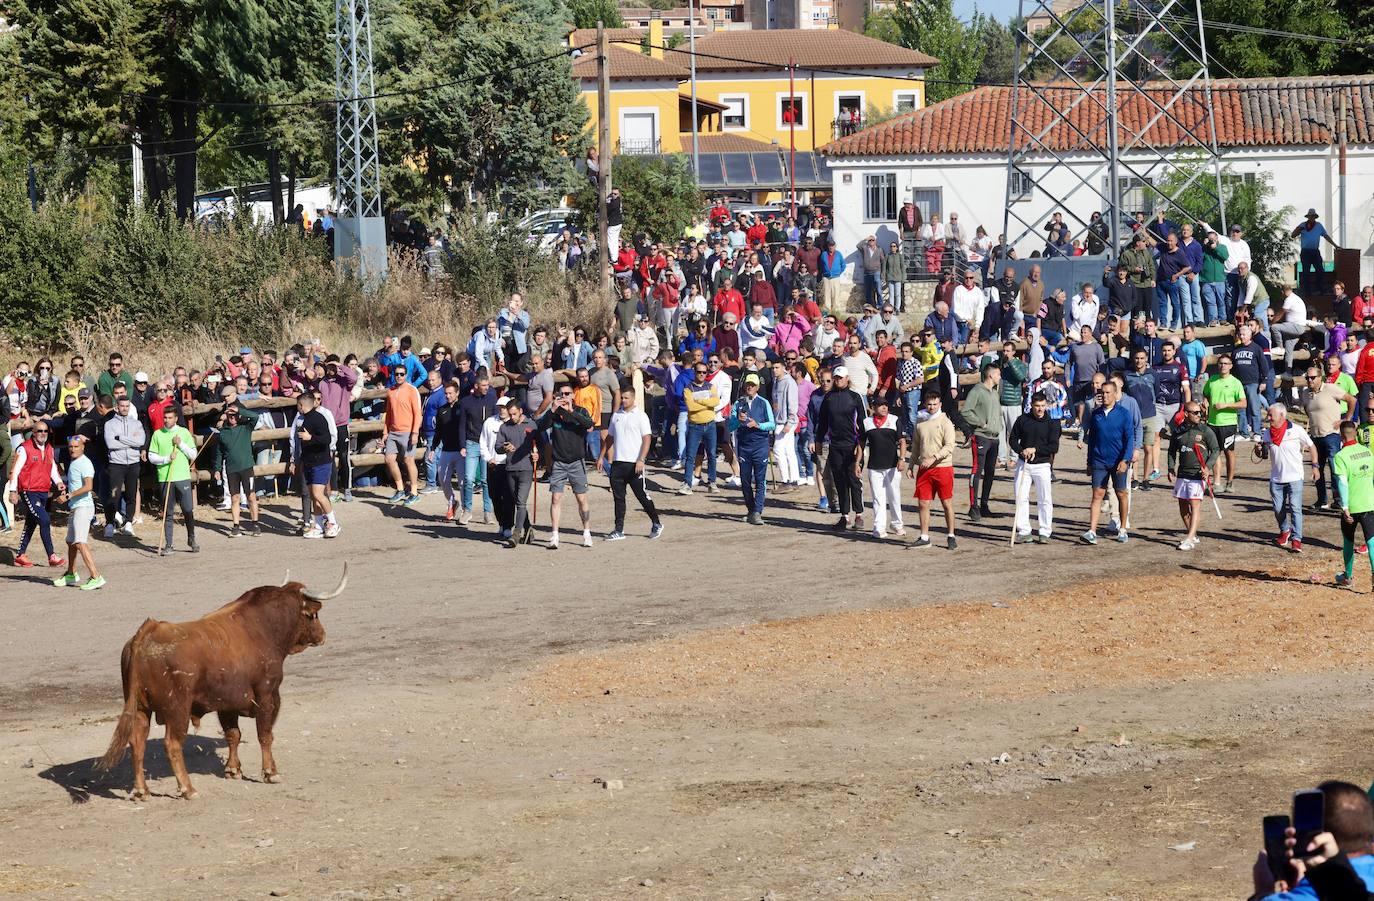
[
  {"x1": 668, "y1": 461, "x2": 683, "y2": 472},
  {"x1": 977, "y1": 505, "x2": 994, "y2": 519},
  {"x1": 302, "y1": 526, "x2": 324, "y2": 539},
  {"x1": 387, "y1": 490, "x2": 406, "y2": 504},
  {"x1": 229, "y1": 525, "x2": 243, "y2": 538},
  {"x1": 946, "y1": 534, "x2": 958, "y2": 549},
  {"x1": 1275, "y1": 530, "x2": 1291, "y2": 549},
  {"x1": 343, "y1": 490, "x2": 354, "y2": 502},
  {"x1": 676, "y1": 484, "x2": 693, "y2": 496},
  {"x1": 581, "y1": 532, "x2": 593, "y2": 548},
  {"x1": 968, "y1": 506, "x2": 982, "y2": 523},
  {"x1": 120, "y1": 522, "x2": 137, "y2": 537},
  {"x1": 1319, "y1": 501, "x2": 1335, "y2": 512},
  {"x1": 1224, "y1": 480, "x2": 1235, "y2": 494},
  {"x1": 1358, "y1": 544, "x2": 1368, "y2": 556},
  {"x1": 548, "y1": 535, "x2": 560, "y2": 550},
  {"x1": 445, "y1": 502, "x2": 456, "y2": 522},
  {"x1": 47, "y1": 554, "x2": 64, "y2": 567},
  {"x1": 80, "y1": 575, "x2": 106, "y2": 591},
  {"x1": 249, "y1": 523, "x2": 261, "y2": 537},
  {"x1": 158, "y1": 546, "x2": 171, "y2": 556},
  {"x1": 459, "y1": 507, "x2": 471, "y2": 524},
  {"x1": 1115, "y1": 529, "x2": 1129, "y2": 544},
  {"x1": 818, "y1": 497, "x2": 830, "y2": 512},
  {"x1": 103, "y1": 523, "x2": 115, "y2": 540},
  {"x1": 1290, "y1": 539, "x2": 1303, "y2": 554},
  {"x1": 832, "y1": 516, "x2": 850, "y2": 531},
  {"x1": 606, "y1": 530, "x2": 627, "y2": 541},
  {"x1": 324, "y1": 522, "x2": 341, "y2": 539},
  {"x1": 503, "y1": 537, "x2": 517, "y2": 549},
  {"x1": 706, "y1": 483, "x2": 718, "y2": 494},
  {"x1": 851, "y1": 516, "x2": 865, "y2": 531},
  {"x1": 1336, "y1": 572, "x2": 1352, "y2": 588},
  {"x1": 132, "y1": 515, "x2": 144, "y2": 526},
  {"x1": 1147, "y1": 469, "x2": 1160, "y2": 482},
  {"x1": 188, "y1": 542, "x2": 200, "y2": 554},
  {"x1": 724, "y1": 476, "x2": 741, "y2": 488},
  {"x1": 1014, "y1": 532, "x2": 1035, "y2": 544},
  {"x1": 1177, "y1": 537, "x2": 1197, "y2": 551},
  {"x1": 872, "y1": 529, "x2": 885, "y2": 540},
  {"x1": 330, "y1": 491, "x2": 344, "y2": 502},
  {"x1": 913, "y1": 535, "x2": 931, "y2": 548},
  {"x1": 1107, "y1": 519, "x2": 1119, "y2": 535},
  {"x1": 1138, "y1": 481, "x2": 1153, "y2": 492},
  {"x1": 403, "y1": 494, "x2": 421, "y2": 507},
  {"x1": 1080, "y1": 530, "x2": 1098, "y2": 545},
  {"x1": 52, "y1": 572, "x2": 79, "y2": 587},
  {"x1": 1033, "y1": 534, "x2": 1049, "y2": 544},
  {"x1": 422, "y1": 485, "x2": 440, "y2": 495},
  {"x1": 649, "y1": 523, "x2": 664, "y2": 540},
  {"x1": 748, "y1": 513, "x2": 764, "y2": 526},
  {"x1": 893, "y1": 528, "x2": 907, "y2": 538}
]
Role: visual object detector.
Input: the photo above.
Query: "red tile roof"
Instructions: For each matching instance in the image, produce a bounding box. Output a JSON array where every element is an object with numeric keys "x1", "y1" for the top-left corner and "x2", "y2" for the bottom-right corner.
[
  {"x1": 682, "y1": 133, "x2": 781, "y2": 151},
  {"x1": 677, "y1": 28, "x2": 938, "y2": 71},
  {"x1": 821, "y1": 76, "x2": 1374, "y2": 157},
  {"x1": 570, "y1": 44, "x2": 689, "y2": 80}
]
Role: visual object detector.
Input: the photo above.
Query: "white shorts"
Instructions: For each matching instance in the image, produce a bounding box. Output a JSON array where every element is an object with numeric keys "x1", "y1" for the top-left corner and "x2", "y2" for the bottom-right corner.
[
  {"x1": 67, "y1": 505, "x2": 94, "y2": 544},
  {"x1": 1173, "y1": 479, "x2": 1206, "y2": 500}
]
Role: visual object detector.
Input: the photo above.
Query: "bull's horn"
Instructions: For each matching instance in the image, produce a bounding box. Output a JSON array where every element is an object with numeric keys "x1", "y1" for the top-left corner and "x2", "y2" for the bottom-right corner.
[
  {"x1": 281, "y1": 570, "x2": 291, "y2": 587},
  {"x1": 303, "y1": 563, "x2": 347, "y2": 601}
]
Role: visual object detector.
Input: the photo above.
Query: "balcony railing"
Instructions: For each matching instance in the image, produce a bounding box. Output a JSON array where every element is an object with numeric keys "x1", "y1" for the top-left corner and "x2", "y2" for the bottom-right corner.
[
  {"x1": 831, "y1": 115, "x2": 865, "y2": 141},
  {"x1": 616, "y1": 137, "x2": 661, "y2": 155}
]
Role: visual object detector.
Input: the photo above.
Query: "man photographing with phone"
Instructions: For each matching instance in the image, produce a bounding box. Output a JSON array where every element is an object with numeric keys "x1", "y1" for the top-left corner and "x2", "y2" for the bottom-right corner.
[{"x1": 1251, "y1": 781, "x2": 1374, "y2": 900}]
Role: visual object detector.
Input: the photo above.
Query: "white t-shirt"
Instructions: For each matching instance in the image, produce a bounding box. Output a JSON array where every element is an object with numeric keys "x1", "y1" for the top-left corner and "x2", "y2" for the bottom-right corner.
[
  {"x1": 709, "y1": 371, "x2": 732, "y2": 421},
  {"x1": 951, "y1": 284, "x2": 983, "y2": 327},
  {"x1": 1223, "y1": 237, "x2": 1251, "y2": 273},
  {"x1": 608, "y1": 408, "x2": 653, "y2": 463},
  {"x1": 1281, "y1": 293, "x2": 1307, "y2": 325},
  {"x1": 1263, "y1": 422, "x2": 1313, "y2": 483}
]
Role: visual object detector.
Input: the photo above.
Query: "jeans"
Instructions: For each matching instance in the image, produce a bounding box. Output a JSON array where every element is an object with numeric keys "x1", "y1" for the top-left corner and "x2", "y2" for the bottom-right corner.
[
  {"x1": 420, "y1": 432, "x2": 436, "y2": 488},
  {"x1": 862, "y1": 270, "x2": 882, "y2": 307},
  {"x1": 886, "y1": 281, "x2": 904, "y2": 312},
  {"x1": 1242, "y1": 382, "x2": 1267, "y2": 436},
  {"x1": 683, "y1": 422, "x2": 718, "y2": 487},
  {"x1": 1299, "y1": 247, "x2": 1325, "y2": 297},
  {"x1": 796, "y1": 424, "x2": 815, "y2": 478},
  {"x1": 1201, "y1": 281, "x2": 1226, "y2": 324},
  {"x1": 903, "y1": 389, "x2": 922, "y2": 436},
  {"x1": 462, "y1": 439, "x2": 490, "y2": 512},
  {"x1": 1270, "y1": 479, "x2": 1304, "y2": 542},
  {"x1": 1154, "y1": 280, "x2": 1183, "y2": 329},
  {"x1": 1253, "y1": 298, "x2": 1271, "y2": 339},
  {"x1": 435, "y1": 449, "x2": 464, "y2": 505},
  {"x1": 1183, "y1": 275, "x2": 1203, "y2": 325},
  {"x1": 675, "y1": 409, "x2": 689, "y2": 465},
  {"x1": 17, "y1": 491, "x2": 54, "y2": 557},
  {"x1": 738, "y1": 442, "x2": 769, "y2": 515},
  {"x1": 1314, "y1": 432, "x2": 1342, "y2": 506},
  {"x1": 1271, "y1": 319, "x2": 1307, "y2": 370}
]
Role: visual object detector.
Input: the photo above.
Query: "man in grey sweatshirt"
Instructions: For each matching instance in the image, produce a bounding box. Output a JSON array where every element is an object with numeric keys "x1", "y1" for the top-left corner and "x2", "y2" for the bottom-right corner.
[{"x1": 102, "y1": 396, "x2": 145, "y2": 535}]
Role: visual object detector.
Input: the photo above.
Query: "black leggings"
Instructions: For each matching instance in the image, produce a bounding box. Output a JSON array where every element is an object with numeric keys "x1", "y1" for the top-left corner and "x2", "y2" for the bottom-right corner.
[
  {"x1": 489, "y1": 463, "x2": 512, "y2": 529},
  {"x1": 610, "y1": 461, "x2": 660, "y2": 531},
  {"x1": 108, "y1": 462, "x2": 141, "y2": 525},
  {"x1": 333, "y1": 425, "x2": 351, "y2": 492},
  {"x1": 969, "y1": 433, "x2": 998, "y2": 508},
  {"x1": 825, "y1": 443, "x2": 863, "y2": 516}
]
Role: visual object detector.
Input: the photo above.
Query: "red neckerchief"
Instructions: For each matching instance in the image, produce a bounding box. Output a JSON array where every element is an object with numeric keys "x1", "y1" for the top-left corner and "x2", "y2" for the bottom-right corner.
[
  {"x1": 1269, "y1": 421, "x2": 1290, "y2": 445},
  {"x1": 873, "y1": 413, "x2": 888, "y2": 428},
  {"x1": 1343, "y1": 439, "x2": 1358, "y2": 448}
]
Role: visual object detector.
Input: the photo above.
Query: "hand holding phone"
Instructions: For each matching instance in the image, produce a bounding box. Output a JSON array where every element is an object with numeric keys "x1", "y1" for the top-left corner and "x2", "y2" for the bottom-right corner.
[
  {"x1": 1264, "y1": 814, "x2": 1292, "y2": 881},
  {"x1": 1292, "y1": 789, "x2": 1325, "y2": 861}
]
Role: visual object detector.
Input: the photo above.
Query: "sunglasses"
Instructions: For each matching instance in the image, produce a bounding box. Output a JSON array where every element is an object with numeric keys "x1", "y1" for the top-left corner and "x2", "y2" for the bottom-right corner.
[
  {"x1": 32, "y1": 428, "x2": 49, "y2": 434},
  {"x1": 558, "y1": 391, "x2": 574, "y2": 397},
  {"x1": 694, "y1": 369, "x2": 708, "y2": 375}
]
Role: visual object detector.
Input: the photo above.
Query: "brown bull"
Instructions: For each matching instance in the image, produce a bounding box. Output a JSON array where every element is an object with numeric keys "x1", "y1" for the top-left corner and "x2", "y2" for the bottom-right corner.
[{"x1": 98, "y1": 565, "x2": 346, "y2": 799}]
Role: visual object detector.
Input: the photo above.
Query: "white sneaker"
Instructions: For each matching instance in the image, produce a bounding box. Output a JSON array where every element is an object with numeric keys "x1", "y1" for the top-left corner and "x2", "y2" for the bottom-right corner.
[
  {"x1": 872, "y1": 529, "x2": 884, "y2": 540},
  {"x1": 1177, "y1": 537, "x2": 1196, "y2": 551},
  {"x1": 458, "y1": 508, "x2": 471, "y2": 525},
  {"x1": 581, "y1": 531, "x2": 593, "y2": 548},
  {"x1": 324, "y1": 522, "x2": 341, "y2": 539},
  {"x1": 302, "y1": 526, "x2": 324, "y2": 539},
  {"x1": 724, "y1": 476, "x2": 741, "y2": 488},
  {"x1": 120, "y1": 522, "x2": 137, "y2": 536}
]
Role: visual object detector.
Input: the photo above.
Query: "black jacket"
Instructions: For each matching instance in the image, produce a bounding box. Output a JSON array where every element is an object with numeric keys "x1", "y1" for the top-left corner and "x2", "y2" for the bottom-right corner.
[
  {"x1": 1102, "y1": 275, "x2": 1135, "y2": 315},
  {"x1": 815, "y1": 388, "x2": 864, "y2": 447},
  {"x1": 537, "y1": 404, "x2": 595, "y2": 463},
  {"x1": 1008, "y1": 413, "x2": 1061, "y2": 460},
  {"x1": 433, "y1": 401, "x2": 464, "y2": 453}
]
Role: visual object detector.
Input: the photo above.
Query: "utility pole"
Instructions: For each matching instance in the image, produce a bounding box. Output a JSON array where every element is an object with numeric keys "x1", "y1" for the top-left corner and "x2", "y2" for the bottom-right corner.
[
  {"x1": 132, "y1": 133, "x2": 144, "y2": 211},
  {"x1": 597, "y1": 22, "x2": 612, "y2": 306},
  {"x1": 687, "y1": 0, "x2": 700, "y2": 171},
  {"x1": 1338, "y1": 89, "x2": 1348, "y2": 246},
  {"x1": 788, "y1": 57, "x2": 796, "y2": 219},
  {"x1": 25, "y1": 93, "x2": 36, "y2": 212},
  {"x1": 335, "y1": 0, "x2": 387, "y2": 286}
]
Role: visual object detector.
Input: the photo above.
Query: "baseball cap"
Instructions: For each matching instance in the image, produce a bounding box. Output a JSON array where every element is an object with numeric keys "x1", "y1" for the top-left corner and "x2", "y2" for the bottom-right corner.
[
  {"x1": 419, "y1": 346, "x2": 432, "y2": 356},
  {"x1": 832, "y1": 365, "x2": 849, "y2": 378},
  {"x1": 239, "y1": 346, "x2": 253, "y2": 355},
  {"x1": 206, "y1": 373, "x2": 222, "y2": 384},
  {"x1": 743, "y1": 373, "x2": 761, "y2": 386},
  {"x1": 134, "y1": 371, "x2": 149, "y2": 383},
  {"x1": 495, "y1": 395, "x2": 513, "y2": 408},
  {"x1": 77, "y1": 387, "x2": 92, "y2": 400}
]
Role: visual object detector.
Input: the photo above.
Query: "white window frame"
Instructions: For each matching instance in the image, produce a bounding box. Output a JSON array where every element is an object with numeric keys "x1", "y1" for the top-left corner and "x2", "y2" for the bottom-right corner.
[
  {"x1": 892, "y1": 89, "x2": 920, "y2": 114},
  {"x1": 1009, "y1": 168, "x2": 1034, "y2": 202},
  {"x1": 776, "y1": 91, "x2": 808, "y2": 130},
  {"x1": 720, "y1": 94, "x2": 749, "y2": 131},
  {"x1": 834, "y1": 91, "x2": 866, "y2": 121},
  {"x1": 617, "y1": 106, "x2": 661, "y2": 154},
  {"x1": 863, "y1": 172, "x2": 898, "y2": 223}
]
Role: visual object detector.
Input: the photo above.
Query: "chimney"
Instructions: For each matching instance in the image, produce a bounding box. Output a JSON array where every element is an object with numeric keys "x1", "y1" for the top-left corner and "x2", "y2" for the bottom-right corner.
[{"x1": 649, "y1": 11, "x2": 664, "y2": 58}]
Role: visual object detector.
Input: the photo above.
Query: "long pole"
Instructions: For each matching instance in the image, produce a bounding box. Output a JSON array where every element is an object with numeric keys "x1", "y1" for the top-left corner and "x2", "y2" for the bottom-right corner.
[
  {"x1": 1103, "y1": 0, "x2": 1122, "y2": 251},
  {"x1": 688, "y1": 0, "x2": 699, "y2": 170},
  {"x1": 1339, "y1": 90, "x2": 1348, "y2": 246},
  {"x1": 788, "y1": 57, "x2": 796, "y2": 218},
  {"x1": 597, "y1": 23, "x2": 612, "y2": 307},
  {"x1": 132, "y1": 134, "x2": 144, "y2": 210}
]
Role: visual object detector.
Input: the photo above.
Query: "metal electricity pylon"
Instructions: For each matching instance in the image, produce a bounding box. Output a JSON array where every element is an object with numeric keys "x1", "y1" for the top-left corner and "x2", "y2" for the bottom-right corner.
[
  {"x1": 1001, "y1": 0, "x2": 1227, "y2": 255},
  {"x1": 334, "y1": 0, "x2": 387, "y2": 284}
]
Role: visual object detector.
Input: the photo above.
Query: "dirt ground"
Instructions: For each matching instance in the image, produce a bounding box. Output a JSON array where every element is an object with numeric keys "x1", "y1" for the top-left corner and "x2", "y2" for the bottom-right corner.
[{"x1": 2, "y1": 443, "x2": 1372, "y2": 900}]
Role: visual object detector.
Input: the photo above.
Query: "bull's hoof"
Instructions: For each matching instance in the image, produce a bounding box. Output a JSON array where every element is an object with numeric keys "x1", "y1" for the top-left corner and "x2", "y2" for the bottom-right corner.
[
  {"x1": 263, "y1": 773, "x2": 281, "y2": 784},
  {"x1": 178, "y1": 787, "x2": 199, "y2": 800},
  {"x1": 224, "y1": 768, "x2": 242, "y2": 780},
  {"x1": 130, "y1": 789, "x2": 147, "y2": 801}
]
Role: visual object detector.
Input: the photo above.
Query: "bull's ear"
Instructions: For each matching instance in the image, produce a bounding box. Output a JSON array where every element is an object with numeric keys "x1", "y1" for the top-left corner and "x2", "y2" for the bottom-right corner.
[{"x1": 302, "y1": 599, "x2": 323, "y2": 615}]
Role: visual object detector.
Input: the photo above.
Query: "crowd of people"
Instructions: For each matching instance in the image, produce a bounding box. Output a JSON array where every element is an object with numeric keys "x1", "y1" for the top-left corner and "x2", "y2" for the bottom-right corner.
[{"x1": 1, "y1": 199, "x2": 1365, "y2": 588}]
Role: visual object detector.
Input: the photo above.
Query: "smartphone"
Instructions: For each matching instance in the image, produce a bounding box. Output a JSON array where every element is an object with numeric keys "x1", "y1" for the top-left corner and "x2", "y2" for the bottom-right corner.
[
  {"x1": 1264, "y1": 814, "x2": 1292, "y2": 880},
  {"x1": 1292, "y1": 789, "x2": 1325, "y2": 859}
]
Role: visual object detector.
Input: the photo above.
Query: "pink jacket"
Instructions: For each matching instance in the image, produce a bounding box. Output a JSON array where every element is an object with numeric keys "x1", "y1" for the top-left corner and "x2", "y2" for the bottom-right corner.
[
  {"x1": 314, "y1": 366, "x2": 358, "y2": 428},
  {"x1": 771, "y1": 316, "x2": 812, "y2": 355}
]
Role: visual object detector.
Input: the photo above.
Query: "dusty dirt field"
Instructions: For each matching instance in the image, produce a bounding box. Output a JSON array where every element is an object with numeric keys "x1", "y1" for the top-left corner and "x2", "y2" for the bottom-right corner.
[{"x1": 2, "y1": 444, "x2": 1372, "y2": 900}]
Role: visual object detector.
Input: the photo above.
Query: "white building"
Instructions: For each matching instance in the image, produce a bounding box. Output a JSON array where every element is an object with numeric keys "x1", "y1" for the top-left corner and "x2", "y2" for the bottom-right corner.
[{"x1": 821, "y1": 76, "x2": 1374, "y2": 287}]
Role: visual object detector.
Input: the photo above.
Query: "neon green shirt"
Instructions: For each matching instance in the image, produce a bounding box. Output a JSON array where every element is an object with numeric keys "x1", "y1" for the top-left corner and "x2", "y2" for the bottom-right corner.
[
  {"x1": 148, "y1": 426, "x2": 195, "y2": 483},
  {"x1": 1203, "y1": 375, "x2": 1244, "y2": 428},
  {"x1": 1334, "y1": 443, "x2": 1374, "y2": 514}
]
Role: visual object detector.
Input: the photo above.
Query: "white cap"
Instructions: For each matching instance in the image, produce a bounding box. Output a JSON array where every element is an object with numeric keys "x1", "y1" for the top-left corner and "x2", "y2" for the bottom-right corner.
[
  {"x1": 832, "y1": 365, "x2": 849, "y2": 378},
  {"x1": 495, "y1": 395, "x2": 513, "y2": 407},
  {"x1": 134, "y1": 371, "x2": 150, "y2": 382}
]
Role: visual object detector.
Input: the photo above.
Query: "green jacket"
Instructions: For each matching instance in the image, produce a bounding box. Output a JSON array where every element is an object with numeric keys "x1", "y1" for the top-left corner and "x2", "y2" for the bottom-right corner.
[
  {"x1": 1120, "y1": 246, "x2": 1156, "y2": 288},
  {"x1": 211, "y1": 405, "x2": 261, "y2": 474},
  {"x1": 1167, "y1": 420, "x2": 1219, "y2": 480},
  {"x1": 999, "y1": 358, "x2": 1028, "y2": 407},
  {"x1": 881, "y1": 251, "x2": 905, "y2": 282},
  {"x1": 961, "y1": 382, "x2": 1002, "y2": 441},
  {"x1": 148, "y1": 425, "x2": 196, "y2": 483},
  {"x1": 1200, "y1": 241, "x2": 1229, "y2": 283}
]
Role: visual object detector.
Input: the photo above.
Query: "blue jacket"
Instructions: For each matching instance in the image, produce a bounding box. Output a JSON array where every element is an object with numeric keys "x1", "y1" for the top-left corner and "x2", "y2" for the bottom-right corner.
[
  {"x1": 924, "y1": 311, "x2": 958, "y2": 345},
  {"x1": 818, "y1": 249, "x2": 846, "y2": 279},
  {"x1": 1270, "y1": 851, "x2": 1374, "y2": 900},
  {"x1": 730, "y1": 394, "x2": 775, "y2": 452},
  {"x1": 1086, "y1": 402, "x2": 1136, "y2": 469},
  {"x1": 669, "y1": 367, "x2": 695, "y2": 413},
  {"x1": 421, "y1": 385, "x2": 447, "y2": 436},
  {"x1": 382, "y1": 352, "x2": 427, "y2": 387}
]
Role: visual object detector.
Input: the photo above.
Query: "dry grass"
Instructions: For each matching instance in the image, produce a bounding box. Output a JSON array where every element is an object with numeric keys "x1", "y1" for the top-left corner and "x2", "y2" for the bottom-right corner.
[{"x1": 527, "y1": 562, "x2": 1374, "y2": 713}]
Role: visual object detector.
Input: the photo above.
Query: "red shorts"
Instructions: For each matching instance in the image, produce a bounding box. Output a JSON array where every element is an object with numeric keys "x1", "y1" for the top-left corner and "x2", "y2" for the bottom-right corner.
[{"x1": 915, "y1": 466, "x2": 954, "y2": 501}]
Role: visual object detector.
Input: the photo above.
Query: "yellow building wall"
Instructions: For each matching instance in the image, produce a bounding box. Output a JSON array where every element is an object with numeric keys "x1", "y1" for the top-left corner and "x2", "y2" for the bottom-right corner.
[
  {"x1": 692, "y1": 75, "x2": 925, "y2": 151},
  {"x1": 580, "y1": 84, "x2": 684, "y2": 155}
]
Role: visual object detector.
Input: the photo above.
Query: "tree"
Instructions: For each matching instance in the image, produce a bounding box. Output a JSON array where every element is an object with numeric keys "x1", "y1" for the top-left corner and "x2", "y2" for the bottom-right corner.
[
  {"x1": 976, "y1": 17, "x2": 1015, "y2": 85},
  {"x1": 568, "y1": 0, "x2": 624, "y2": 29},
  {"x1": 1200, "y1": 0, "x2": 1349, "y2": 78},
  {"x1": 571, "y1": 154, "x2": 702, "y2": 245},
  {"x1": 882, "y1": 0, "x2": 988, "y2": 105}
]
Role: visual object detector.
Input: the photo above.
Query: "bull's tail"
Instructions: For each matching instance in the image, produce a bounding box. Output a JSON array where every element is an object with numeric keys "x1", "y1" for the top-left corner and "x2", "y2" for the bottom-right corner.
[{"x1": 98, "y1": 619, "x2": 157, "y2": 771}]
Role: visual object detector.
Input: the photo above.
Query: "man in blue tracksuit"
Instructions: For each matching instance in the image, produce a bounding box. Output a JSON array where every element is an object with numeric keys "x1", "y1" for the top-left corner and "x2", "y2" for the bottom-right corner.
[
  {"x1": 731, "y1": 372, "x2": 776, "y2": 525},
  {"x1": 381, "y1": 336, "x2": 428, "y2": 387},
  {"x1": 1082, "y1": 378, "x2": 1136, "y2": 545}
]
